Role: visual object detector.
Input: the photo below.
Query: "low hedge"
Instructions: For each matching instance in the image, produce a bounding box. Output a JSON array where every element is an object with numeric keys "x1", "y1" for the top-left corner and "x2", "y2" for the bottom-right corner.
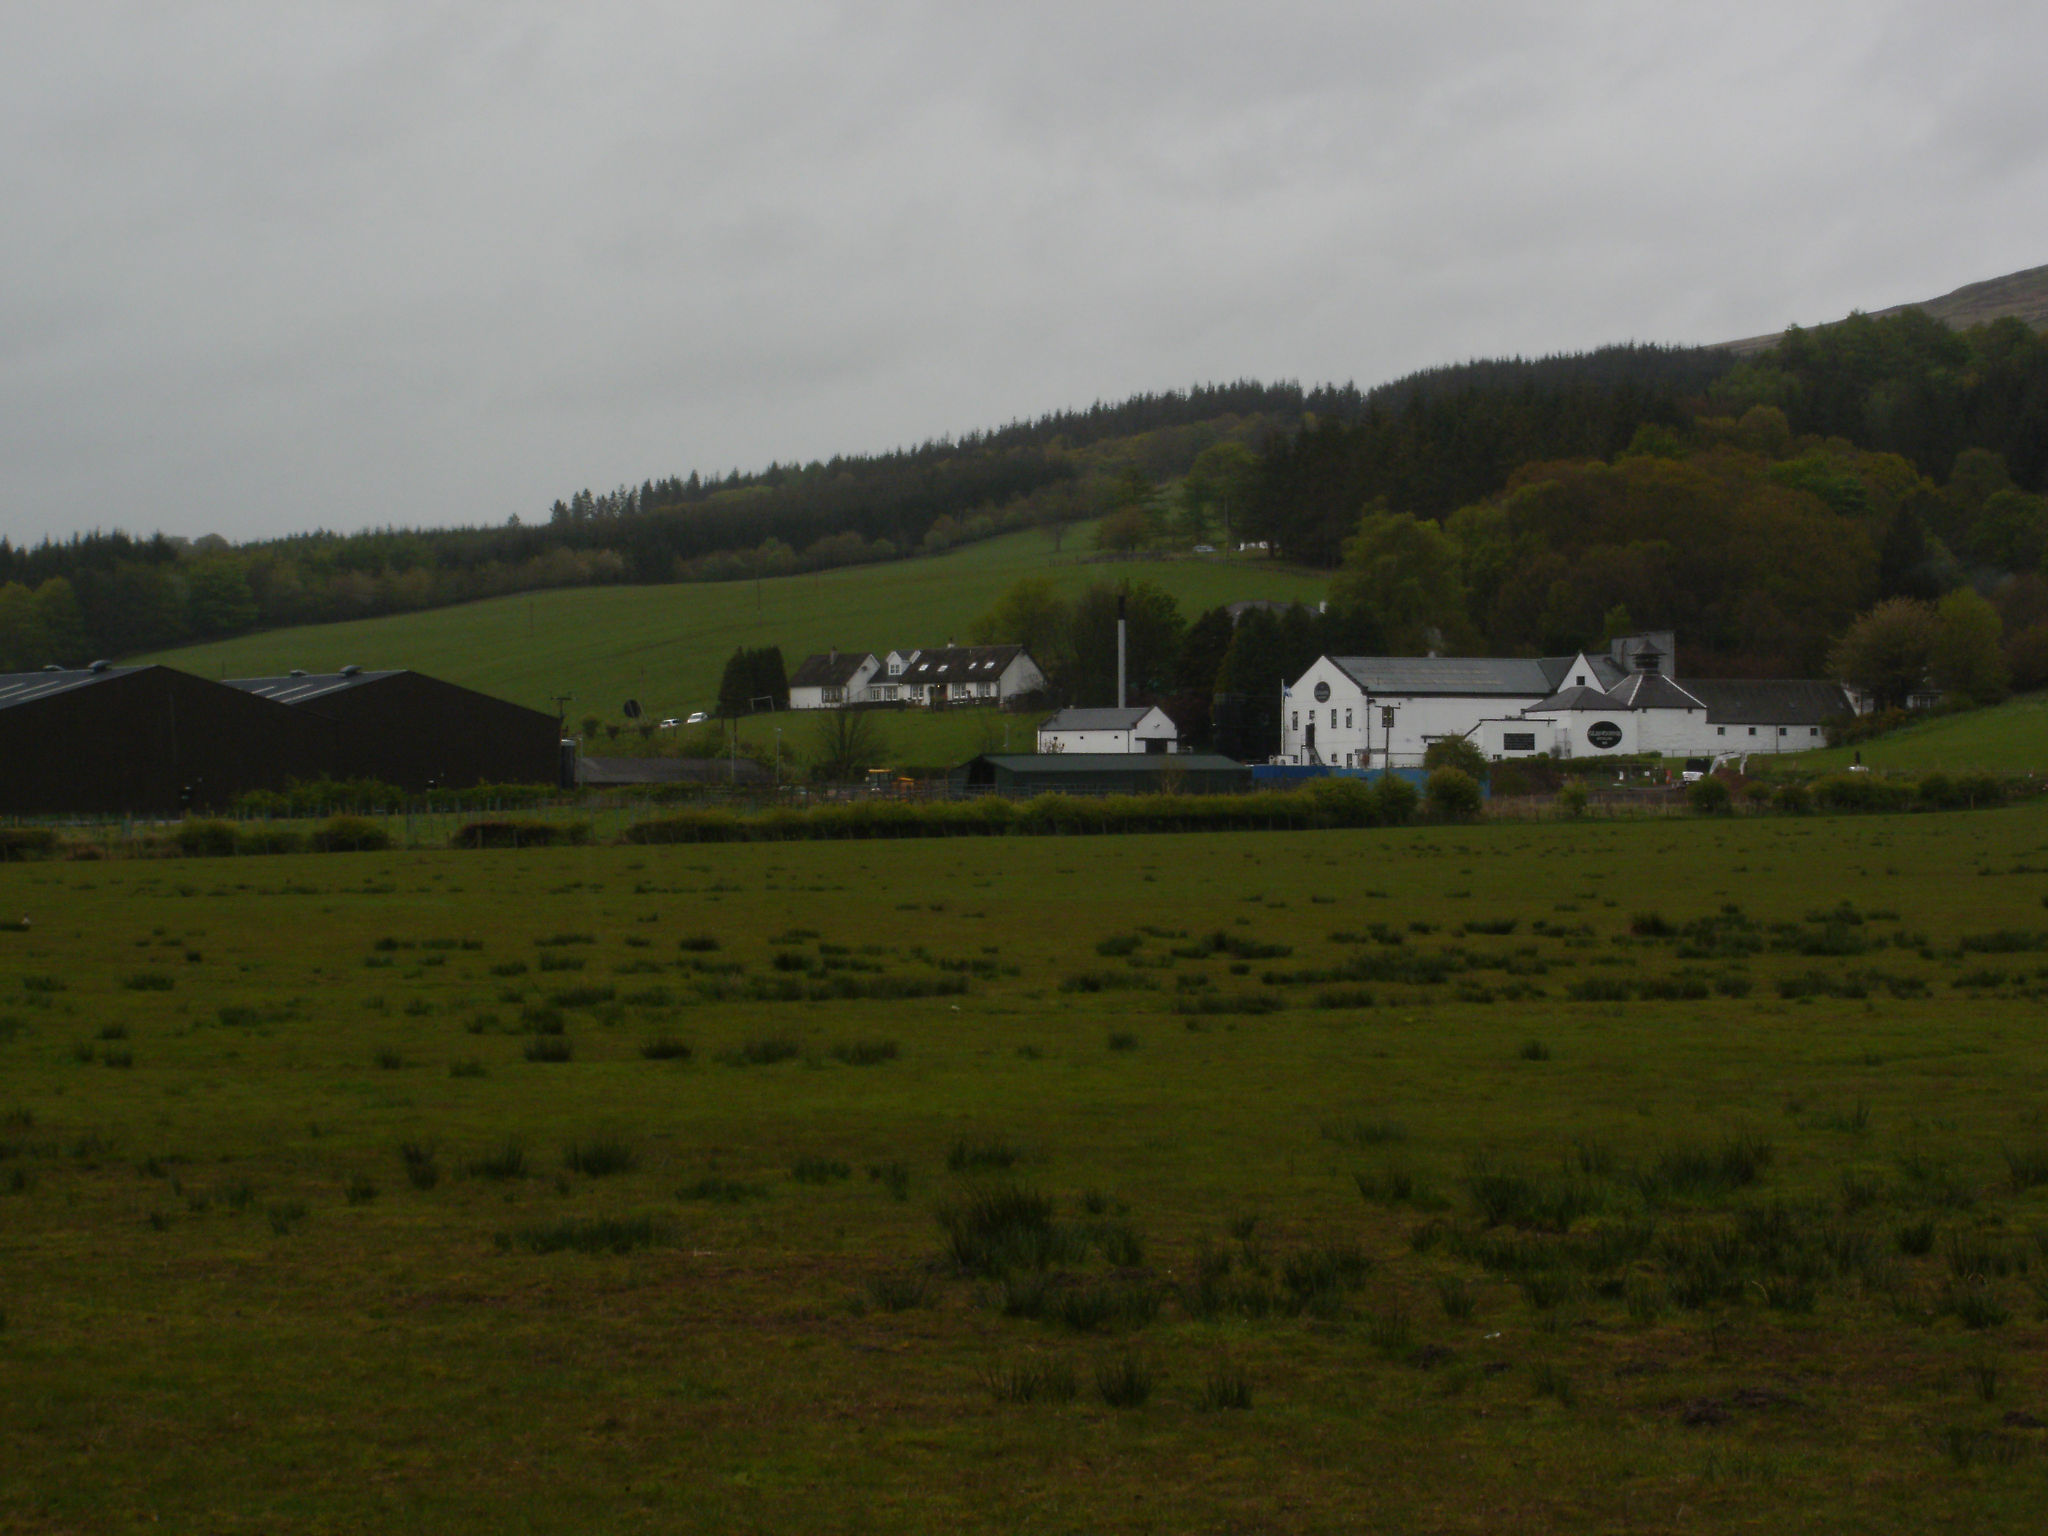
[
  {"x1": 0, "y1": 828, "x2": 60, "y2": 862},
  {"x1": 307, "y1": 815, "x2": 392, "y2": 853},
  {"x1": 622, "y1": 781, "x2": 1424, "y2": 845},
  {"x1": 451, "y1": 819, "x2": 592, "y2": 849}
]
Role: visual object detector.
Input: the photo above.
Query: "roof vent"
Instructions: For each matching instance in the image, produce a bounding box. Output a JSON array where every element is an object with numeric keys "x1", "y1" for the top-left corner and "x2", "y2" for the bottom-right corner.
[
  {"x1": 87, "y1": 659, "x2": 110, "y2": 672},
  {"x1": 339, "y1": 664, "x2": 362, "y2": 677},
  {"x1": 290, "y1": 669, "x2": 308, "y2": 677}
]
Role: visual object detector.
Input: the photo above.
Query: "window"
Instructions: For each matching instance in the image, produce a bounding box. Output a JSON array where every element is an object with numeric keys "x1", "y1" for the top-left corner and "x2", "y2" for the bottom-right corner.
[
  {"x1": 1748, "y1": 727, "x2": 1756, "y2": 736},
  {"x1": 1344, "y1": 709, "x2": 1353, "y2": 729},
  {"x1": 1778, "y1": 726, "x2": 1786, "y2": 736},
  {"x1": 1716, "y1": 726, "x2": 1725, "y2": 736},
  {"x1": 1330, "y1": 709, "x2": 1337, "y2": 728},
  {"x1": 1809, "y1": 727, "x2": 1819, "y2": 737},
  {"x1": 822, "y1": 685, "x2": 843, "y2": 704},
  {"x1": 1290, "y1": 711, "x2": 1299, "y2": 732},
  {"x1": 1575, "y1": 674, "x2": 1585, "y2": 686},
  {"x1": 1504, "y1": 732, "x2": 1536, "y2": 752}
]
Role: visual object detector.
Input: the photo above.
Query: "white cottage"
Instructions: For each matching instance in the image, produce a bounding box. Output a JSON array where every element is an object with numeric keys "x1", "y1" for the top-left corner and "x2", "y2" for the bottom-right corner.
[
  {"x1": 787, "y1": 650, "x2": 881, "y2": 710},
  {"x1": 1037, "y1": 706, "x2": 1178, "y2": 754},
  {"x1": 894, "y1": 645, "x2": 1046, "y2": 708}
]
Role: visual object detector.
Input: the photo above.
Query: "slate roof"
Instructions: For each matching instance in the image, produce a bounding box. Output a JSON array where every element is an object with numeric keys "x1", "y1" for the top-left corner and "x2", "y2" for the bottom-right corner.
[
  {"x1": 1536, "y1": 655, "x2": 1627, "y2": 691},
  {"x1": 900, "y1": 645, "x2": 1026, "y2": 685},
  {"x1": 788, "y1": 652, "x2": 875, "y2": 689},
  {"x1": 223, "y1": 670, "x2": 401, "y2": 704},
  {"x1": 0, "y1": 667, "x2": 139, "y2": 711},
  {"x1": 1685, "y1": 679, "x2": 1855, "y2": 726},
  {"x1": 1040, "y1": 707, "x2": 1167, "y2": 733},
  {"x1": 1526, "y1": 685, "x2": 1628, "y2": 714},
  {"x1": 1331, "y1": 656, "x2": 1558, "y2": 697},
  {"x1": 1606, "y1": 673, "x2": 1706, "y2": 711}
]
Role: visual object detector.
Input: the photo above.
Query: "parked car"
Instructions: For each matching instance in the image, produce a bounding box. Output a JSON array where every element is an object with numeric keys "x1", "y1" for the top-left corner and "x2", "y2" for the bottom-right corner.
[
  {"x1": 657, "y1": 718, "x2": 681, "y2": 730},
  {"x1": 686, "y1": 711, "x2": 709, "y2": 725}
]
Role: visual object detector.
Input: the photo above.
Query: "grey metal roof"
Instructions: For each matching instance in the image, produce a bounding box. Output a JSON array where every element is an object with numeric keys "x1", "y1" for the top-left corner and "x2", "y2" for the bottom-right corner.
[
  {"x1": 1527, "y1": 685, "x2": 1628, "y2": 713},
  {"x1": 223, "y1": 671, "x2": 402, "y2": 704},
  {"x1": 1331, "y1": 656, "x2": 1557, "y2": 697},
  {"x1": 1606, "y1": 673, "x2": 1706, "y2": 711},
  {"x1": 1040, "y1": 707, "x2": 1162, "y2": 732},
  {"x1": 788, "y1": 652, "x2": 874, "y2": 689},
  {"x1": 0, "y1": 667, "x2": 141, "y2": 711},
  {"x1": 1685, "y1": 679, "x2": 1854, "y2": 726}
]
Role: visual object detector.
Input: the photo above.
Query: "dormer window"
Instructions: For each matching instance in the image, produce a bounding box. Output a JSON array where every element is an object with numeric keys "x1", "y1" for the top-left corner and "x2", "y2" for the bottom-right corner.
[{"x1": 1575, "y1": 675, "x2": 1585, "y2": 687}]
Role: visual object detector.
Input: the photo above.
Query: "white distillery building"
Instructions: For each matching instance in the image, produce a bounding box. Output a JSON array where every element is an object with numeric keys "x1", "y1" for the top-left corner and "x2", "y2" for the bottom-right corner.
[
  {"x1": 1037, "y1": 706, "x2": 1179, "y2": 754},
  {"x1": 1282, "y1": 634, "x2": 1855, "y2": 766}
]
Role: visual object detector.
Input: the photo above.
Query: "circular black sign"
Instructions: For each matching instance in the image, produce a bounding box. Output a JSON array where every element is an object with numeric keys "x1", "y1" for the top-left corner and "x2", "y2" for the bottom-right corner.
[
  {"x1": 1313, "y1": 681, "x2": 1331, "y2": 702},
  {"x1": 1587, "y1": 720, "x2": 1623, "y2": 749},
  {"x1": 623, "y1": 699, "x2": 642, "y2": 719}
]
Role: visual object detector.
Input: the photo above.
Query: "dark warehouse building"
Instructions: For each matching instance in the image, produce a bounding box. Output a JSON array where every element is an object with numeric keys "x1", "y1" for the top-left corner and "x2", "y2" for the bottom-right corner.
[
  {"x1": 223, "y1": 669, "x2": 564, "y2": 791},
  {"x1": 0, "y1": 665, "x2": 329, "y2": 816}
]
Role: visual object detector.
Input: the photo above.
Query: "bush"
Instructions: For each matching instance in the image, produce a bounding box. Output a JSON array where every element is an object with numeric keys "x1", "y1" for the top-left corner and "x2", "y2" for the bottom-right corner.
[
  {"x1": 1555, "y1": 781, "x2": 1589, "y2": 818},
  {"x1": 1772, "y1": 781, "x2": 1811, "y2": 815},
  {"x1": 1424, "y1": 768, "x2": 1482, "y2": 821},
  {"x1": 0, "y1": 829, "x2": 59, "y2": 862},
  {"x1": 1371, "y1": 772, "x2": 1419, "y2": 824},
  {"x1": 308, "y1": 815, "x2": 391, "y2": 853},
  {"x1": 1811, "y1": 773, "x2": 1916, "y2": 814},
  {"x1": 1423, "y1": 736, "x2": 1489, "y2": 781},
  {"x1": 451, "y1": 819, "x2": 590, "y2": 849},
  {"x1": 1687, "y1": 776, "x2": 1733, "y2": 815},
  {"x1": 174, "y1": 820, "x2": 239, "y2": 857}
]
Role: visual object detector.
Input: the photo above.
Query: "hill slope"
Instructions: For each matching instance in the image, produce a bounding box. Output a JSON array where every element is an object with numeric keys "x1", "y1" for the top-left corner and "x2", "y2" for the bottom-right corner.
[
  {"x1": 1785, "y1": 693, "x2": 2048, "y2": 774},
  {"x1": 1719, "y1": 262, "x2": 2048, "y2": 354},
  {"x1": 142, "y1": 523, "x2": 1326, "y2": 739}
]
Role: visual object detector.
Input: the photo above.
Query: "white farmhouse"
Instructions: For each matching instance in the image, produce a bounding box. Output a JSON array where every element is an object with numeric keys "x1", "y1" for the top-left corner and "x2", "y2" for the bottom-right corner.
[
  {"x1": 894, "y1": 645, "x2": 1046, "y2": 708},
  {"x1": 1037, "y1": 706, "x2": 1179, "y2": 755},
  {"x1": 787, "y1": 650, "x2": 880, "y2": 710}
]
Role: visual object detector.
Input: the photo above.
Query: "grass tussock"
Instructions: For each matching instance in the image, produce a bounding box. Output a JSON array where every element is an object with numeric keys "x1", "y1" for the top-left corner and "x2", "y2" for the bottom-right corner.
[
  {"x1": 499, "y1": 1216, "x2": 666, "y2": 1255},
  {"x1": 563, "y1": 1137, "x2": 638, "y2": 1177}
]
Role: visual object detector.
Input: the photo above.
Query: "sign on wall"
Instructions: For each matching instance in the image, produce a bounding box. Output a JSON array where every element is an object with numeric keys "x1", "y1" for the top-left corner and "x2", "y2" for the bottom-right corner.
[{"x1": 1586, "y1": 720, "x2": 1623, "y2": 749}]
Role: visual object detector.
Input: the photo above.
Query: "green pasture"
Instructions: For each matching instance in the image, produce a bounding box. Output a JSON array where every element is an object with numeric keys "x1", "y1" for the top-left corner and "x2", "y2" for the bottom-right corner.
[
  {"x1": 141, "y1": 524, "x2": 1326, "y2": 726},
  {"x1": 5, "y1": 807, "x2": 2048, "y2": 1531},
  {"x1": 1785, "y1": 693, "x2": 2048, "y2": 775}
]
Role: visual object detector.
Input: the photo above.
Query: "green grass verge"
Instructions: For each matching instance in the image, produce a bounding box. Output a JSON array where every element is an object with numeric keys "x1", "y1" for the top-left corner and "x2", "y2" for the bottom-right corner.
[
  {"x1": 1784, "y1": 692, "x2": 2048, "y2": 774},
  {"x1": 5, "y1": 807, "x2": 2048, "y2": 1530}
]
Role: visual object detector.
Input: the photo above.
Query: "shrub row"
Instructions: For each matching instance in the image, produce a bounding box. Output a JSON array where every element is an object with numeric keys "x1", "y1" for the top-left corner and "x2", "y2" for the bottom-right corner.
[{"x1": 623, "y1": 779, "x2": 1424, "y2": 845}]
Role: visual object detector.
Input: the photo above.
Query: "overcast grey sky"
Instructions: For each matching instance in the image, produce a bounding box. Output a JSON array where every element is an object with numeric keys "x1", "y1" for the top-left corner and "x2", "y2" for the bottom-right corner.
[{"x1": 4, "y1": 1, "x2": 2046, "y2": 547}]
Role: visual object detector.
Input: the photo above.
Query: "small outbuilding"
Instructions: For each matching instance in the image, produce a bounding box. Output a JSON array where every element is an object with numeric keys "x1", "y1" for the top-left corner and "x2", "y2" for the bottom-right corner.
[{"x1": 1036, "y1": 705, "x2": 1179, "y2": 754}]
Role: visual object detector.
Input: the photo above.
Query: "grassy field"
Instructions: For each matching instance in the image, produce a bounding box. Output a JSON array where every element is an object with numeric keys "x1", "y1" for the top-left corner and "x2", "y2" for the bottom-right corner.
[
  {"x1": 5, "y1": 806, "x2": 2048, "y2": 1531},
  {"x1": 141, "y1": 525, "x2": 1326, "y2": 726},
  {"x1": 1784, "y1": 693, "x2": 2048, "y2": 775}
]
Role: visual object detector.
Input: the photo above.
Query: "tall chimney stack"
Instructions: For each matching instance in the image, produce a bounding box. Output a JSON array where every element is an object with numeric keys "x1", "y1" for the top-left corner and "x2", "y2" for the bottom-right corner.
[{"x1": 1116, "y1": 589, "x2": 1127, "y2": 710}]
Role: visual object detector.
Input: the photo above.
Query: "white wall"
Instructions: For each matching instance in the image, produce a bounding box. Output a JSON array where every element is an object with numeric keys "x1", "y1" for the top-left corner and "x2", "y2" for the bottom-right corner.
[{"x1": 1279, "y1": 658, "x2": 1549, "y2": 767}]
